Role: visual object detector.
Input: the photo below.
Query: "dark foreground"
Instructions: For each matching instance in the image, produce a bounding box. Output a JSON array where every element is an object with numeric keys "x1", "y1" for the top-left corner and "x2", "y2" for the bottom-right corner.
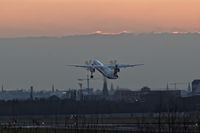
[
  {"x1": 1, "y1": 125, "x2": 200, "y2": 133},
  {"x1": 1, "y1": 113, "x2": 200, "y2": 133},
  {"x1": 0, "y1": 128, "x2": 134, "y2": 133},
  {"x1": 1, "y1": 95, "x2": 200, "y2": 116}
]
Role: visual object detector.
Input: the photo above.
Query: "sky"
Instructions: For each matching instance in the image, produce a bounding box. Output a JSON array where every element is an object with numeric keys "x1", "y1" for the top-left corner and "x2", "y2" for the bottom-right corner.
[
  {"x1": 0, "y1": 0, "x2": 200, "y2": 37},
  {"x1": 0, "y1": 34, "x2": 200, "y2": 91},
  {"x1": 0, "y1": 0, "x2": 200, "y2": 91}
]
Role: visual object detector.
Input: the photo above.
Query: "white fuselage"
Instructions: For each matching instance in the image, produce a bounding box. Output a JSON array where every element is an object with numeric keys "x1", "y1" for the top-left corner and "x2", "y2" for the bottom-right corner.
[{"x1": 93, "y1": 60, "x2": 118, "y2": 79}]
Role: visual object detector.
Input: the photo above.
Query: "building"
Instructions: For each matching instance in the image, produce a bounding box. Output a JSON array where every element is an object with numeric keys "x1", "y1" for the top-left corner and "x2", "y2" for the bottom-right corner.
[
  {"x1": 114, "y1": 87, "x2": 181, "y2": 103},
  {"x1": 144, "y1": 90, "x2": 181, "y2": 101},
  {"x1": 192, "y1": 80, "x2": 200, "y2": 95}
]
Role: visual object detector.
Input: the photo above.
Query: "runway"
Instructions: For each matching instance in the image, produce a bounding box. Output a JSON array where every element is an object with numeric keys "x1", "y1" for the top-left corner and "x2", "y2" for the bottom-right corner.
[
  {"x1": 1, "y1": 122, "x2": 200, "y2": 132},
  {"x1": 1, "y1": 113, "x2": 200, "y2": 132}
]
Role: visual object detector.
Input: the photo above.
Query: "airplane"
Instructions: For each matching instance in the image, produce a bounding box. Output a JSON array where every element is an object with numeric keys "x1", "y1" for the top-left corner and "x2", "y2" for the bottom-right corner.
[{"x1": 67, "y1": 59, "x2": 144, "y2": 79}]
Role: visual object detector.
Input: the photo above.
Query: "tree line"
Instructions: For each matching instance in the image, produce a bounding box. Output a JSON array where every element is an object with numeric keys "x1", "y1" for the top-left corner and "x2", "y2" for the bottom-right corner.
[{"x1": 0, "y1": 95, "x2": 199, "y2": 116}]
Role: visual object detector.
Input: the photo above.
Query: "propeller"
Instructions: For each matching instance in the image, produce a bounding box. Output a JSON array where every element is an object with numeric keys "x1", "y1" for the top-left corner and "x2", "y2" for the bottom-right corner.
[
  {"x1": 85, "y1": 60, "x2": 93, "y2": 71},
  {"x1": 85, "y1": 60, "x2": 92, "y2": 65},
  {"x1": 109, "y1": 60, "x2": 117, "y2": 65},
  {"x1": 109, "y1": 60, "x2": 120, "y2": 75},
  {"x1": 85, "y1": 60, "x2": 95, "y2": 78}
]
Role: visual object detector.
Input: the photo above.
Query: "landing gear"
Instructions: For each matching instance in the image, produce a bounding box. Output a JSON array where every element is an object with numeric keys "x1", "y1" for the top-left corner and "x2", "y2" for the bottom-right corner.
[{"x1": 90, "y1": 68, "x2": 95, "y2": 79}]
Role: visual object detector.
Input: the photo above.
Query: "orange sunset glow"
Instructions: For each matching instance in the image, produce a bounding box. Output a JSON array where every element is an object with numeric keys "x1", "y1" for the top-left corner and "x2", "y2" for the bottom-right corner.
[{"x1": 0, "y1": 0, "x2": 200, "y2": 37}]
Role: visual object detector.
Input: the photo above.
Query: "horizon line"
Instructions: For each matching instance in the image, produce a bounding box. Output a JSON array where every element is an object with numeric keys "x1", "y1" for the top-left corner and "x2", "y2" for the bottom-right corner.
[{"x1": 0, "y1": 31, "x2": 200, "y2": 39}]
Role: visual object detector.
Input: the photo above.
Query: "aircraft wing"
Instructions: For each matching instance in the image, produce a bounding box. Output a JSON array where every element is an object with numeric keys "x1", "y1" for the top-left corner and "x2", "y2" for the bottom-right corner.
[
  {"x1": 67, "y1": 65, "x2": 104, "y2": 69},
  {"x1": 107, "y1": 64, "x2": 144, "y2": 69}
]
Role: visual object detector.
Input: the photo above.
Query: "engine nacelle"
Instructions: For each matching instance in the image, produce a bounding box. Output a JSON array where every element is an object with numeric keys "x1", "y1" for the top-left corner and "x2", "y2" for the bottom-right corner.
[
  {"x1": 114, "y1": 67, "x2": 120, "y2": 75},
  {"x1": 115, "y1": 68, "x2": 120, "y2": 72}
]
